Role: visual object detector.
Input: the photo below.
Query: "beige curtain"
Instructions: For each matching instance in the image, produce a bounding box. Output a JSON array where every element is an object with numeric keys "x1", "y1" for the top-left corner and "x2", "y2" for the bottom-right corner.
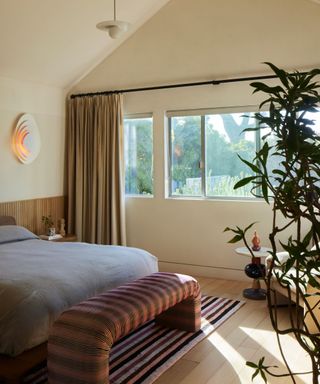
[{"x1": 66, "y1": 93, "x2": 126, "y2": 245}]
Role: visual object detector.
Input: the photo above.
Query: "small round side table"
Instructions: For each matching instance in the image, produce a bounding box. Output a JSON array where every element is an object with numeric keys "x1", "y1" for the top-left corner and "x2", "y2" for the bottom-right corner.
[{"x1": 235, "y1": 246, "x2": 271, "y2": 300}]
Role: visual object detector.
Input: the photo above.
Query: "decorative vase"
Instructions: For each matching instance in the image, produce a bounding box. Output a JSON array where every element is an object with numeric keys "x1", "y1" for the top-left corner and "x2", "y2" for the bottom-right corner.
[
  {"x1": 251, "y1": 231, "x2": 261, "y2": 251},
  {"x1": 244, "y1": 263, "x2": 266, "y2": 279}
]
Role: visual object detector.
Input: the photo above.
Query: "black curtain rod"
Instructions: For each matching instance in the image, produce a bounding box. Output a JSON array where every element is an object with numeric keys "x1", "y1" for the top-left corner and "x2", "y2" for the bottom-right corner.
[{"x1": 69, "y1": 73, "x2": 283, "y2": 99}]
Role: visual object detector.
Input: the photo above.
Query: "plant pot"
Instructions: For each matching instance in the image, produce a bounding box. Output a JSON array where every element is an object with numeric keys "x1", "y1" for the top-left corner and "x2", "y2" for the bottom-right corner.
[{"x1": 47, "y1": 227, "x2": 56, "y2": 236}]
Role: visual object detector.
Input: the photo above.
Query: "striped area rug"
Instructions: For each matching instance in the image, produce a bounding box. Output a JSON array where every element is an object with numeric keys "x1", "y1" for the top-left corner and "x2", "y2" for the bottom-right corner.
[{"x1": 23, "y1": 296, "x2": 244, "y2": 384}]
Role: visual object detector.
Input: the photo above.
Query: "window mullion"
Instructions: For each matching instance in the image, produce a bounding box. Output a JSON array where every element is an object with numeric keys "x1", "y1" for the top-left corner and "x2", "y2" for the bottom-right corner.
[
  {"x1": 201, "y1": 115, "x2": 206, "y2": 197},
  {"x1": 168, "y1": 118, "x2": 173, "y2": 196}
]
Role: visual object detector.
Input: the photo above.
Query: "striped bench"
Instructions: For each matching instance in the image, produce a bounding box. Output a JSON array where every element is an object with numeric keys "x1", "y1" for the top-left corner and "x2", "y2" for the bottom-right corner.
[{"x1": 48, "y1": 272, "x2": 201, "y2": 384}]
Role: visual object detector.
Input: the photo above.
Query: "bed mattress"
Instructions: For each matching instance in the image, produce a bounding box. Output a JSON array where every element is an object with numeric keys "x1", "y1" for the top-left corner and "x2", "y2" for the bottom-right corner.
[{"x1": 0, "y1": 237, "x2": 158, "y2": 356}]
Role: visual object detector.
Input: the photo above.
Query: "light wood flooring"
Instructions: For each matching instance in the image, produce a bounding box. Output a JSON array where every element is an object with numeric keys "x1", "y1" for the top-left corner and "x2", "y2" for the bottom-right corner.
[{"x1": 155, "y1": 277, "x2": 313, "y2": 384}]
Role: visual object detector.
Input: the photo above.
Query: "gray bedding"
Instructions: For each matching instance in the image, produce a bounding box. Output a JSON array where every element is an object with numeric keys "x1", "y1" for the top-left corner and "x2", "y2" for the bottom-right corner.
[{"x1": 0, "y1": 227, "x2": 158, "y2": 356}]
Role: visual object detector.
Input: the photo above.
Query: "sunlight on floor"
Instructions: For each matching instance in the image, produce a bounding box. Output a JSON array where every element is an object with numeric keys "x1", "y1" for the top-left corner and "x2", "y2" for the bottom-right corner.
[
  {"x1": 240, "y1": 326, "x2": 313, "y2": 384},
  {"x1": 207, "y1": 331, "x2": 251, "y2": 384},
  {"x1": 199, "y1": 317, "x2": 313, "y2": 384}
]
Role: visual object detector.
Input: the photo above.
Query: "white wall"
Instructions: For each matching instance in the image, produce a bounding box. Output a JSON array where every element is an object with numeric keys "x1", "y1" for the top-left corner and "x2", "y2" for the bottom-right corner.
[
  {"x1": 0, "y1": 77, "x2": 65, "y2": 202},
  {"x1": 123, "y1": 85, "x2": 292, "y2": 281},
  {"x1": 72, "y1": 0, "x2": 320, "y2": 280}
]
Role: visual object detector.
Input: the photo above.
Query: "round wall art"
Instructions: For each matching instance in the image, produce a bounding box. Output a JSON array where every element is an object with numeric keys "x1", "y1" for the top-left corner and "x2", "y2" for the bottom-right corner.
[{"x1": 13, "y1": 114, "x2": 41, "y2": 164}]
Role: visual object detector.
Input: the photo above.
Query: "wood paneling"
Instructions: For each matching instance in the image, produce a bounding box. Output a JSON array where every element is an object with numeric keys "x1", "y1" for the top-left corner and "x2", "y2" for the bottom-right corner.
[{"x1": 0, "y1": 196, "x2": 66, "y2": 235}]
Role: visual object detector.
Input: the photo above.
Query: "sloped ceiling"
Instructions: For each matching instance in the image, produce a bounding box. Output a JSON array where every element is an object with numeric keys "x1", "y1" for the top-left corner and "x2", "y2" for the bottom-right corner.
[
  {"x1": 1, "y1": 0, "x2": 319, "y2": 90},
  {"x1": 0, "y1": 0, "x2": 170, "y2": 88},
  {"x1": 73, "y1": 0, "x2": 320, "y2": 95}
]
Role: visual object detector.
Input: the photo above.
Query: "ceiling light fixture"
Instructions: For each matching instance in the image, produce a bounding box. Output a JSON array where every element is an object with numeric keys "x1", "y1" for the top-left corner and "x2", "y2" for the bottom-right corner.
[{"x1": 96, "y1": 0, "x2": 130, "y2": 39}]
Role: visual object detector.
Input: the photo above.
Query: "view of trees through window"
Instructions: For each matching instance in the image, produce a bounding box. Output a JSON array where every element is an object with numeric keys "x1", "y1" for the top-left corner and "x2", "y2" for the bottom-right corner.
[
  {"x1": 262, "y1": 109, "x2": 320, "y2": 190},
  {"x1": 124, "y1": 117, "x2": 153, "y2": 195},
  {"x1": 170, "y1": 112, "x2": 257, "y2": 197},
  {"x1": 124, "y1": 109, "x2": 320, "y2": 199}
]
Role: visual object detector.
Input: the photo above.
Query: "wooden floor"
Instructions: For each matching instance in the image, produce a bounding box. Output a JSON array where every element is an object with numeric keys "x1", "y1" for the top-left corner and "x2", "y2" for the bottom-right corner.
[{"x1": 155, "y1": 276, "x2": 313, "y2": 384}]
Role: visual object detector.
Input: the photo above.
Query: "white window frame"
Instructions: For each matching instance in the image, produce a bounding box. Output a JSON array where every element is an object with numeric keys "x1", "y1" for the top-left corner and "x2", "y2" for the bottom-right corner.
[{"x1": 166, "y1": 106, "x2": 262, "y2": 200}]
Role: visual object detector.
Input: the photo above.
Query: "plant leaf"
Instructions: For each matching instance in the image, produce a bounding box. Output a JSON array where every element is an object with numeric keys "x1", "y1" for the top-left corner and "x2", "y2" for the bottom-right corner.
[
  {"x1": 238, "y1": 155, "x2": 261, "y2": 174},
  {"x1": 228, "y1": 234, "x2": 243, "y2": 243},
  {"x1": 264, "y1": 62, "x2": 289, "y2": 88},
  {"x1": 234, "y1": 176, "x2": 256, "y2": 189}
]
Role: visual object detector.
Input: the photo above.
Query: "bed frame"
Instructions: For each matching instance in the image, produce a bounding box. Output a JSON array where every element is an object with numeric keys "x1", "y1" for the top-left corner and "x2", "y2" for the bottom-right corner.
[{"x1": 0, "y1": 216, "x2": 16, "y2": 226}]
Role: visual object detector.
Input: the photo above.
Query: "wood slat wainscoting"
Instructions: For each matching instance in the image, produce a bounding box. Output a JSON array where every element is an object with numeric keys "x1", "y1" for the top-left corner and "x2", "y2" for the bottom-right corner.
[{"x1": 0, "y1": 196, "x2": 66, "y2": 235}]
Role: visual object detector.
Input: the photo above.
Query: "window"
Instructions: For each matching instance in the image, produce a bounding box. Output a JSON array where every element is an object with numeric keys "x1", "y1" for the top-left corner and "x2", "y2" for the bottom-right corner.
[
  {"x1": 168, "y1": 109, "x2": 258, "y2": 198},
  {"x1": 263, "y1": 108, "x2": 320, "y2": 189},
  {"x1": 124, "y1": 115, "x2": 153, "y2": 196}
]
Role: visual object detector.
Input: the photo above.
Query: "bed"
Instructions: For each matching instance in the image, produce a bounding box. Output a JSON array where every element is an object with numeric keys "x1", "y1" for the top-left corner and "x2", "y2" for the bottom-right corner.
[{"x1": 0, "y1": 216, "x2": 158, "y2": 357}]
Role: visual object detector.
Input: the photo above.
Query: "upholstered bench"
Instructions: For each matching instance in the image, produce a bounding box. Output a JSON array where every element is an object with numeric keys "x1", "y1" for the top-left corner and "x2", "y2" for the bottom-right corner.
[{"x1": 48, "y1": 272, "x2": 201, "y2": 384}]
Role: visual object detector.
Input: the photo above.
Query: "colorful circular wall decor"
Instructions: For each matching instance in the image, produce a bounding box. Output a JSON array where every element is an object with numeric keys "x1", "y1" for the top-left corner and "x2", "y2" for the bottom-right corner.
[{"x1": 13, "y1": 114, "x2": 41, "y2": 164}]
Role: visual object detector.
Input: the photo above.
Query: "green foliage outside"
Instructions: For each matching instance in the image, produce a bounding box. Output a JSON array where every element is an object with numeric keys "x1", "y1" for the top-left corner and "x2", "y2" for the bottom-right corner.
[
  {"x1": 180, "y1": 173, "x2": 253, "y2": 197},
  {"x1": 124, "y1": 113, "x2": 260, "y2": 197},
  {"x1": 124, "y1": 118, "x2": 153, "y2": 195},
  {"x1": 170, "y1": 116, "x2": 201, "y2": 194},
  {"x1": 171, "y1": 114, "x2": 257, "y2": 197}
]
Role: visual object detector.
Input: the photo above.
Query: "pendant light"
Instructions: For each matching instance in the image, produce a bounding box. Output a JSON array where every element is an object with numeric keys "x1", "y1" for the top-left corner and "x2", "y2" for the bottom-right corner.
[{"x1": 96, "y1": 0, "x2": 130, "y2": 39}]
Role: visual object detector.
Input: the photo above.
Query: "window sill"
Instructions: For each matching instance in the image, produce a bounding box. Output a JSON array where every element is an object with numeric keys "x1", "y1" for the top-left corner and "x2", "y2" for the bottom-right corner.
[
  {"x1": 125, "y1": 194, "x2": 154, "y2": 199},
  {"x1": 165, "y1": 195, "x2": 265, "y2": 203}
]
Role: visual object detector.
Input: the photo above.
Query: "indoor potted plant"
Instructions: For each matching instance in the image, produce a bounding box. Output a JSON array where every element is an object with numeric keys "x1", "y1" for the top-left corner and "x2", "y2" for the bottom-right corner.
[
  {"x1": 225, "y1": 63, "x2": 320, "y2": 383},
  {"x1": 42, "y1": 215, "x2": 55, "y2": 236}
]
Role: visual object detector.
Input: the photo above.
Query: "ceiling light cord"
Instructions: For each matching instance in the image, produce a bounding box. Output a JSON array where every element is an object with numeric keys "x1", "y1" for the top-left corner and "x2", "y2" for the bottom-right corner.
[{"x1": 114, "y1": 0, "x2": 116, "y2": 21}]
